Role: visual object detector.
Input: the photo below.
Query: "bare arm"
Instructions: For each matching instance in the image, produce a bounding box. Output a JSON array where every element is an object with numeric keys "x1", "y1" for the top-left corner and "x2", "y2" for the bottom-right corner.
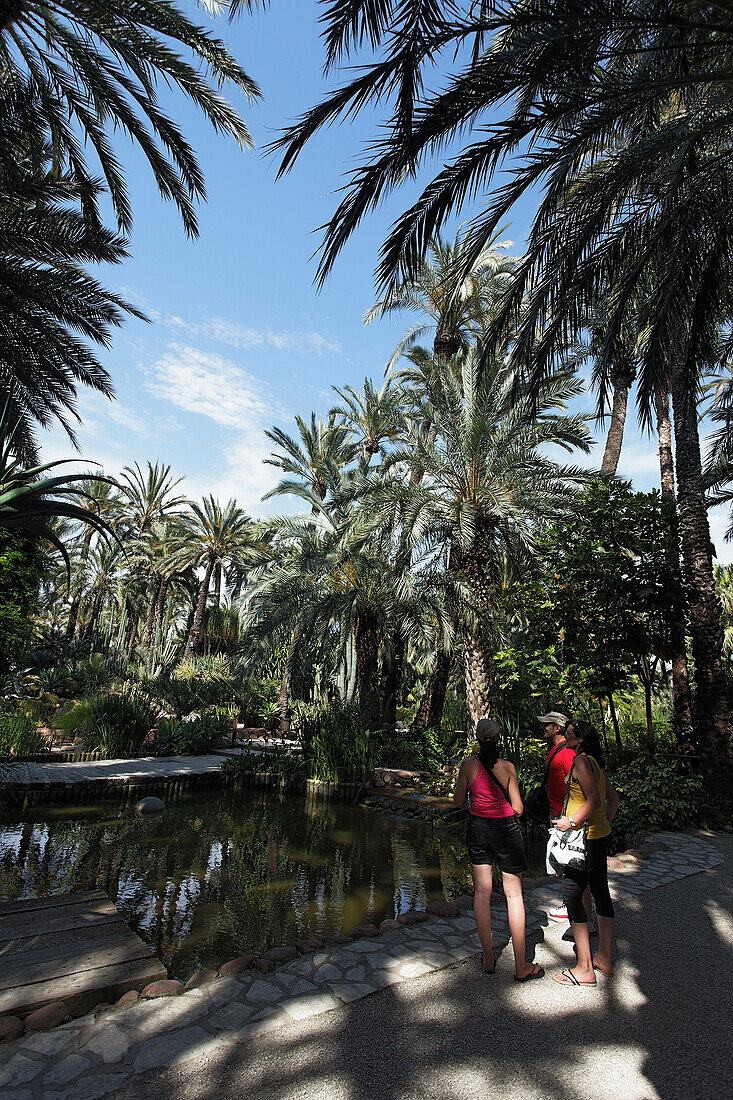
[
  {"x1": 453, "y1": 761, "x2": 469, "y2": 807},
  {"x1": 605, "y1": 778, "x2": 620, "y2": 823},
  {"x1": 505, "y1": 763, "x2": 524, "y2": 816},
  {"x1": 553, "y1": 756, "x2": 599, "y2": 830}
]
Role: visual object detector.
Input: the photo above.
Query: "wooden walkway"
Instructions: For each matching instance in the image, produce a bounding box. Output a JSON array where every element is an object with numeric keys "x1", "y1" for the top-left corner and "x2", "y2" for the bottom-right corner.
[{"x1": 0, "y1": 891, "x2": 166, "y2": 1018}]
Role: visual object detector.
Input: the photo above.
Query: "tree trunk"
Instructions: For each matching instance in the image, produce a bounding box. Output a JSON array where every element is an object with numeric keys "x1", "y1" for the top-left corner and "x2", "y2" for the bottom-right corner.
[
  {"x1": 381, "y1": 627, "x2": 405, "y2": 730},
  {"x1": 279, "y1": 624, "x2": 302, "y2": 735},
  {"x1": 355, "y1": 611, "x2": 381, "y2": 729},
  {"x1": 669, "y1": 366, "x2": 732, "y2": 773},
  {"x1": 214, "y1": 563, "x2": 223, "y2": 607},
  {"x1": 411, "y1": 648, "x2": 449, "y2": 733},
  {"x1": 143, "y1": 580, "x2": 159, "y2": 649},
  {"x1": 464, "y1": 632, "x2": 492, "y2": 737},
  {"x1": 597, "y1": 697, "x2": 609, "y2": 753},
  {"x1": 186, "y1": 556, "x2": 215, "y2": 654},
  {"x1": 65, "y1": 596, "x2": 81, "y2": 642},
  {"x1": 600, "y1": 371, "x2": 631, "y2": 476},
  {"x1": 637, "y1": 655, "x2": 657, "y2": 754},
  {"x1": 154, "y1": 575, "x2": 171, "y2": 638},
  {"x1": 608, "y1": 693, "x2": 621, "y2": 751},
  {"x1": 655, "y1": 387, "x2": 694, "y2": 755}
]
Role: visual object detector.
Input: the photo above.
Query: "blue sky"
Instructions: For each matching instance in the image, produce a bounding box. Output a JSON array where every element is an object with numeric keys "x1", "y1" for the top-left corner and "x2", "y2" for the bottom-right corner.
[{"x1": 40, "y1": 1, "x2": 731, "y2": 558}]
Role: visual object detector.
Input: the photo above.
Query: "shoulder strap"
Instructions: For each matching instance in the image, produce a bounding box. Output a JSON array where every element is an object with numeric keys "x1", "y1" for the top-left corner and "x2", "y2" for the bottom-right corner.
[
  {"x1": 541, "y1": 743, "x2": 565, "y2": 788},
  {"x1": 560, "y1": 756, "x2": 579, "y2": 817},
  {"x1": 482, "y1": 762, "x2": 514, "y2": 808}
]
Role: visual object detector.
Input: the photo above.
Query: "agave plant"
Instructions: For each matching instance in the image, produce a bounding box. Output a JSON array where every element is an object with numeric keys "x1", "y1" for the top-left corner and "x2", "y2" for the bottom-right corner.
[{"x1": 0, "y1": 401, "x2": 119, "y2": 576}]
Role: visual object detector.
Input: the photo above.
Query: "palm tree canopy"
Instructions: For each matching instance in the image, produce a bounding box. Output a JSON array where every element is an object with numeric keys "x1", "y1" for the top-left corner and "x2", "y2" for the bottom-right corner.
[
  {"x1": 264, "y1": 413, "x2": 357, "y2": 505},
  {"x1": 0, "y1": 0, "x2": 262, "y2": 234}
]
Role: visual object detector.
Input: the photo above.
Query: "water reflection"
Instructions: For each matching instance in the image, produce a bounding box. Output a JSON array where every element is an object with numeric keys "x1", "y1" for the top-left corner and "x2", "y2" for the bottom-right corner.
[{"x1": 0, "y1": 790, "x2": 479, "y2": 978}]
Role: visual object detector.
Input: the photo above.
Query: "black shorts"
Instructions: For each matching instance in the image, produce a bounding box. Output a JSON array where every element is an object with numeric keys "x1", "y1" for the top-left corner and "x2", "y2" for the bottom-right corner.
[{"x1": 466, "y1": 814, "x2": 528, "y2": 875}]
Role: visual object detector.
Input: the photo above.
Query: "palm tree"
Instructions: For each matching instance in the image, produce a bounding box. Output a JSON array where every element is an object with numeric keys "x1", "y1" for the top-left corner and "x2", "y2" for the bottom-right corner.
[
  {"x1": 65, "y1": 477, "x2": 124, "y2": 640},
  {"x1": 378, "y1": 348, "x2": 591, "y2": 733},
  {"x1": 264, "y1": 413, "x2": 356, "y2": 507},
  {"x1": 170, "y1": 497, "x2": 255, "y2": 654},
  {"x1": 330, "y1": 379, "x2": 404, "y2": 464},
  {"x1": 0, "y1": 81, "x2": 140, "y2": 460},
  {"x1": 0, "y1": 1, "x2": 261, "y2": 234},
  {"x1": 273, "y1": 0, "x2": 733, "y2": 770}
]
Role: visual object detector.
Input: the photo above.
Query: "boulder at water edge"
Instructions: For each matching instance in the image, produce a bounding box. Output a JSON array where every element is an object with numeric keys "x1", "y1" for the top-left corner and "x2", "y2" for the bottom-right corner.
[{"x1": 135, "y1": 797, "x2": 165, "y2": 814}]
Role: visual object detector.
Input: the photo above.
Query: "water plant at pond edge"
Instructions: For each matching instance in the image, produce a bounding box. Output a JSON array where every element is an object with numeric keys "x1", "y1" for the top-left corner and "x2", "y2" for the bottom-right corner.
[
  {"x1": 298, "y1": 700, "x2": 375, "y2": 782},
  {"x1": 55, "y1": 689, "x2": 160, "y2": 757},
  {"x1": 0, "y1": 703, "x2": 45, "y2": 755}
]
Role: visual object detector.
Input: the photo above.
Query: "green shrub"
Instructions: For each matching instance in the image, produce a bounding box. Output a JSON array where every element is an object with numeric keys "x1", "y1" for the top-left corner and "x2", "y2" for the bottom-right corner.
[
  {"x1": 0, "y1": 706, "x2": 46, "y2": 755},
  {"x1": 222, "y1": 743, "x2": 303, "y2": 779},
  {"x1": 375, "y1": 726, "x2": 461, "y2": 771},
  {"x1": 152, "y1": 710, "x2": 231, "y2": 755},
  {"x1": 297, "y1": 700, "x2": 375, "y2": 782},
  {"x1": 610, "y1": 756, "x2": 711, "y2": 844},
  {"x1": 56, "y1": 690, "x2": 159, "y2": 757}
]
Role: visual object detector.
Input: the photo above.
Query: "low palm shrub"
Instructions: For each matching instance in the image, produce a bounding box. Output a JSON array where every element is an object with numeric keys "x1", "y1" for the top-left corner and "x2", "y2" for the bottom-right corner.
[
  {"x1": 56, "y1": 689, "x2": 159, "y2": 757},
  {"x1": 152, "y1": 710, "x2": 232, "y2": 755}
]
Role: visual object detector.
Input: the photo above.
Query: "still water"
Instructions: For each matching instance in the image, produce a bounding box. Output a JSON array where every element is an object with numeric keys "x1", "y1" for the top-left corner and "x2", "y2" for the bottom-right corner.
[{"x1": 0, "y1": 791, "x2": 542, "y2": 978}]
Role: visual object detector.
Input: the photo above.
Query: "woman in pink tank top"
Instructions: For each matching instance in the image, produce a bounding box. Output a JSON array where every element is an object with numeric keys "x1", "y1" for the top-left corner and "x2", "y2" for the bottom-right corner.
[{"x1": 453, "y1": 718, "x2": 544, "y2": 982}]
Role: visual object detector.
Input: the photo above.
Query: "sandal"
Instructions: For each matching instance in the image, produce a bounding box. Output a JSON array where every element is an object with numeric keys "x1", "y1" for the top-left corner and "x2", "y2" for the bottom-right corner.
[
  {"x1": 552, "y1": 968, "x2": 596, "y2": 988},
  {"x1": 514, "y1": 964, "x2": 544, "y2": 983},
  {"x1": 482, "y1": 952, "x2": 497, "y2": 974}
]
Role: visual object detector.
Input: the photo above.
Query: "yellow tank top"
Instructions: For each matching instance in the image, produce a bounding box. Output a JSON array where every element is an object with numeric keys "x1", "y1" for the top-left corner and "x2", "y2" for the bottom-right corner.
[{"x1": 565, "y1": 754, "x2": 610, "y2": 840}]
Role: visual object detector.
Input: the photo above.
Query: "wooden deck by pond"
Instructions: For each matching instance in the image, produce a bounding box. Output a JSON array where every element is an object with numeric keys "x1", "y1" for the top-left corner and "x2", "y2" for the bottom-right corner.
[{"x1": 0, "y1": 890, "x2": 166, "y2": 1018}]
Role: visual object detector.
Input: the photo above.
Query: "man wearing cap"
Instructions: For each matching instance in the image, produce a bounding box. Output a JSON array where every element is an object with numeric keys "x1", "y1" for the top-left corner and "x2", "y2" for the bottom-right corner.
[{"x1": 537, "y1": 711, "x2": 593, "y2": 927}]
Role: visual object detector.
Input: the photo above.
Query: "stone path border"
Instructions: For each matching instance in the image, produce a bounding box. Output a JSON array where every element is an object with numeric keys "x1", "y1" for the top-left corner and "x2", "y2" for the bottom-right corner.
[{"x1": 0, "y1": 830, "x2": 723, "y2": 1099}]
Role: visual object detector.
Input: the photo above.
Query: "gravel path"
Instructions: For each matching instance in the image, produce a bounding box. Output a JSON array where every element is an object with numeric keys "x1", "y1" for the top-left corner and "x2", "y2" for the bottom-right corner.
[{"x1": 107, "y1": 830, "x2": 732, "y2": 1100}]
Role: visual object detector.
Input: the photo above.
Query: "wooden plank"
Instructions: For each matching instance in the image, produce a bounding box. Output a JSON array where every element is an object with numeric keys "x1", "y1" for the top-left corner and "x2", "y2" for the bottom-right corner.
[
  {"x1": 0, "y1": 905, "x2": 123, "y2": 945},
  {"x1": 0, "y1": 890, "x2": 107, "y2": 917},
  {"x1": 0, "y1": 936, "x2": 157, "y2": 990},
  {"x1": 0, "y1": 896, "x2": 119, "y2": 939},
  {"x1": 0, "y1": 956, "x2": 167, "y2": 1019},
  {"x1": 0, "y1": 916, "x2": 128, "y2": 958}
]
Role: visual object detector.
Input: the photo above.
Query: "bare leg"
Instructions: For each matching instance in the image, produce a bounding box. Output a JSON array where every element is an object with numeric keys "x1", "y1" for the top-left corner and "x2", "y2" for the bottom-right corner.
[
  {"x1": 502, "y1": 872, "x2": 541, "y2": 980},
  {"x1": 564, "y1": 921, "x2": 596, "y2": 983},
  {"x1": 472, "y1": 864, "x2": 495, "y2": 970},
  {"x1": 593, "y1": 915, "x2": 615, "y2": 975}
]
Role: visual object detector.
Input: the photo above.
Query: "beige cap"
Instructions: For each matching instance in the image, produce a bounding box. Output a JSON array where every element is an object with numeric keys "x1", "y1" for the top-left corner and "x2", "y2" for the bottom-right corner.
[{"x1": 536, "y1": 711, "x2": 569, "y2": 727}]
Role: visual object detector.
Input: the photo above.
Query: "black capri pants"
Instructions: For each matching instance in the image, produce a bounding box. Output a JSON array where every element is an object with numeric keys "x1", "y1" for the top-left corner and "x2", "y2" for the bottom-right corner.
[{"x1": 561, "y1": 835, "x2": 614, "y2": 923}]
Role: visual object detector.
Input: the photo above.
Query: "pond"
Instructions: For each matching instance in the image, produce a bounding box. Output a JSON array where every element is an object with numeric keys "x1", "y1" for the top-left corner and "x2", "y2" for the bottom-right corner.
[{"x1": 0, "y1": 790, "x2": 545, "y2": 979}]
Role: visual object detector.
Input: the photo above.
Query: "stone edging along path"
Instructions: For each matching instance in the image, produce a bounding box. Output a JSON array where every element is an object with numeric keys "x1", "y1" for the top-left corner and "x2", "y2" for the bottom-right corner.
[{"x1": 0, "y1": 830, "x2": 723, "y2": 1098}]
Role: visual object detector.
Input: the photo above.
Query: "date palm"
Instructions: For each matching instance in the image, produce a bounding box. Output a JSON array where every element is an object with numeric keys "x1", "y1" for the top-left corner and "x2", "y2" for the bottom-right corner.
[
  {"x1": 378, "y1": 347, "x2": 591, "y2": 733},
  {"x1": 330, "y1": 378, "x2": 405, "y2": 464},
  {"x1": 170, "y1": 497, "x2": 256, "y2": 654},
  {"x1": 264, "y1": 413, "x2": 356, "y2": 507},
  {"x1": 0, "y1": 1, "x2": 262, "y2": 234},
  {"x1": 0, "y1": 81, "x2": 140, "y2": 460}
]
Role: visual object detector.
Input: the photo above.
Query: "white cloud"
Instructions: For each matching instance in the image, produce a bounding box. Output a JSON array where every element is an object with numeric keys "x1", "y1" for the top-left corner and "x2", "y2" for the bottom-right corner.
[
  {"x1": 144, "y1": 344, "x2": 280, "y2": 429},
  {"x1": 164, "y1": 315, "x2": 341, "y2": 356}
]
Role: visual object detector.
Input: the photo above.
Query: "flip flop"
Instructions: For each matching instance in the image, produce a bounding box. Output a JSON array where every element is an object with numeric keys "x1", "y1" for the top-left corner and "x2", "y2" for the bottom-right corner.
[
  {"x1": 514, "y1": 965, "x2": 544, "y2": 983},
  {"x1": 482, "y1": 953, "x2": 497, "y2": 974},
  {"x1": 552, "y1": 968, "x2": 596, "y2": 988}
]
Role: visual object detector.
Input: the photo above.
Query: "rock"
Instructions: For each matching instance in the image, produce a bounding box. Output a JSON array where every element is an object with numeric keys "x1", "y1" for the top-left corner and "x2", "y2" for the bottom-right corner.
[
  {"x1": 253, "y1": 958, "x2": 275, "y2": 973},
  {"x1": 295, "y1": 939, "x2": 323, "y2": 954},
  {"x1": 454, "y1": 895, "x2": 474, "y2": 911},
  {"x1": 26, "y1": 1001, "x2": 69, "y2": 1030},
  {"x1": 0, "y1": 1016, "x2": 24, "y2": 1042},
  {"x1": 115, "y1": 990, "x2": 140, "y2": 1008},
  {"x1": 396, "y1": 910, "x2": 429, "y2": 926},
  {"x1": 91, "y1": 1002, "x2": 113, "y2": 1015},
  {"x1": 323, "y1": 934, "x2": 352, "y2": 945},
  {"x1": 184, "y1": 969, "x2": 218, "y2": 991},
  {"x1": 379, "y1": 919, "x2": 402, "y2": 932},
  {"x1": 218, "y1": 956, "x2": 255, "y2": 977},
  {"x1": 350, "y1": 924, "x2": 381, "y2": 938},
  {"x1": 264, "y1": 945, "x2": 298, "y2": 963},
  {"x1": 135, "y1": 796, "x2": 165, "y2": 814},
  {"x1": 426, "y1": 900, "x2": 460, "y2": 918},
  {"x1": 724, "y1": 824, "x2": 733, "y2": 834},
  {"x1": 141, "y1": 979, "x2": 184, "y2": 998}
]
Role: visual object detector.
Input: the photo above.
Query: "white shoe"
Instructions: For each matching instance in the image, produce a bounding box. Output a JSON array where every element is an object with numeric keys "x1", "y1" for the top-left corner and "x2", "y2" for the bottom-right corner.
[{"x1": 549, "y1": 904, "x2": 568, "y2": 922}]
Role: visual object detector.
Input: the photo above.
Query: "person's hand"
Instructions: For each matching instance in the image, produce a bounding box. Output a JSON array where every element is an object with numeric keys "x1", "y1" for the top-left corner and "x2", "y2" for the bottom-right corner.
[{"x1": 552, "y1": 815, "x2": 572, "y2": 832}]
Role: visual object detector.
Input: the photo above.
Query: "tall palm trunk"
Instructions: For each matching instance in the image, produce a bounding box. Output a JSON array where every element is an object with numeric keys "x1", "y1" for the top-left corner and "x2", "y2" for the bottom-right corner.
[
  {"x1": 66, "y1": 526, "x2": 94, "y2": 640},
  {"x1": 143, "y1": 580, "x2": 158, "y2": 649},
  {"x1": 355, "y1": 610, "x2": 381, "y2": 729},
  {"x1": 461, "y1": 537, "x2": 493, "y2": 736},
  {"x1": 600, "y1": 360, "x2": 635, "y2": 476},
  {"x1": 186, "y1": 554, "x2": 215, "y2": 654},
  {"x1": 411, "y1": 646, "x2": 450, "y2": 733},
  {"x1": 669, "y1": 367, "x2": 732, "y2": 773},
  {"x1": 655, "y1": 387, "x2": 694, "y2": 754},
  {"x1": 380, "y1": 627, "x2": 405, "y2": 729},
  {"x1": 279, "y1": 624, "x2": 302, "y2": 735}
]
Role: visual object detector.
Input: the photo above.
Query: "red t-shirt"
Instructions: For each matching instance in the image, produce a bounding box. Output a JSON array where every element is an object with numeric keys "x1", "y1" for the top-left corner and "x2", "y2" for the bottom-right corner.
[{"x1": 545, "y1": 743, "x2": 576, "y2": 818}]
